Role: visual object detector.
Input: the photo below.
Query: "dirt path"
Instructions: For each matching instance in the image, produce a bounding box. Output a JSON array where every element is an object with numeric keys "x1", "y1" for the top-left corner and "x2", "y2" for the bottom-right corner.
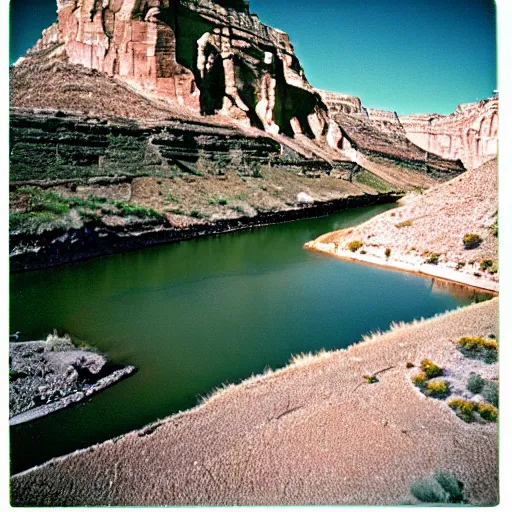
[{"x1": 11, "y1": 299, "x2": 498, "y2": 506}]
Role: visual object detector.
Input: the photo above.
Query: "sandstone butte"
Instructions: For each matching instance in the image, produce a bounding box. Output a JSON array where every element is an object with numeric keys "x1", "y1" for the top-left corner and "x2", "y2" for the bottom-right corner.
[{"x1": 9, "y1": 0, "x2": 499, "y2": 506}]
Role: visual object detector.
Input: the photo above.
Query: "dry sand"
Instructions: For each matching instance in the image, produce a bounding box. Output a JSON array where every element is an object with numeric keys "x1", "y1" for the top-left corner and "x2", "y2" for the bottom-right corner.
[
  {"x1": 306, "y1": 159, "x2": 498, "y2": 292},
  {"x1": 11, "y1": 298, "x2": 498, "y2": 506}
]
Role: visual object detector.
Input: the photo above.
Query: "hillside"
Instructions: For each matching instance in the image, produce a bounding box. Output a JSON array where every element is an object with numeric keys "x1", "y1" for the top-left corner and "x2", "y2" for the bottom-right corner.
[{"x1": 306, "y1": 159, "x2": 498, "y2": 291}]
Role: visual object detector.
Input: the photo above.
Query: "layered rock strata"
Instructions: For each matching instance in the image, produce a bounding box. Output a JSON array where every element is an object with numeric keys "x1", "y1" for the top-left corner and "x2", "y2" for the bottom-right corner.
[
  {"x1": 400, "y1": 97, "x2": 499, "y2": 170},
  {"x1": 46, "y1": 0, "x2": 332, "y2": 146}
]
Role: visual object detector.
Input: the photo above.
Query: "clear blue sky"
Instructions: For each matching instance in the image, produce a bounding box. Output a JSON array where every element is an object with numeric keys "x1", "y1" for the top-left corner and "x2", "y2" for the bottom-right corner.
[{"x1": 10, "y1": 0, "x2": 497, "y2": 115}]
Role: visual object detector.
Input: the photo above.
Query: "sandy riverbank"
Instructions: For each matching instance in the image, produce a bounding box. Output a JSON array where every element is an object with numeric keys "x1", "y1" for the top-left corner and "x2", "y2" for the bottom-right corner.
[
  {"x1": 305, "y1": 159, "x2": 498, "y2": 292},
  {"x1": 11, "y1": 298, "x2": 498, "y2": 506}
]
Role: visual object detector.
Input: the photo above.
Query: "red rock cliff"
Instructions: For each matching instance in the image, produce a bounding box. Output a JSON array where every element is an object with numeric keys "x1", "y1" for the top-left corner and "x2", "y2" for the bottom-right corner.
[
  {"x1": 50, "y1": 0, "x2": 331, "y2": 145},
  {"x1": 400, "y1": 97, "x2": 498, "y2": 169}
]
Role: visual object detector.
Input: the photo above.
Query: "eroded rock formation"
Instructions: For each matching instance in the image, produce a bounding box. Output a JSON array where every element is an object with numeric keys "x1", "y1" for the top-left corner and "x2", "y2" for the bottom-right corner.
[
  {"x1": 46, "y1": 0, "x2": 330, "y2": 144},
  {"x1": 400, "y1": 97, "x2": 499, "y2": 169}
]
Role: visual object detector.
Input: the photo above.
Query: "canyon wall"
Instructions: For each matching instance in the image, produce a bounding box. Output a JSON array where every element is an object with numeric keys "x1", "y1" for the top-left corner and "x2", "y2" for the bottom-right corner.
[
  {"x1": 400, "y1": 97, "x2": 498, "y2": 170},
  {"x1": 51, "y1": 0, "x2": 330, "y2": 144}
]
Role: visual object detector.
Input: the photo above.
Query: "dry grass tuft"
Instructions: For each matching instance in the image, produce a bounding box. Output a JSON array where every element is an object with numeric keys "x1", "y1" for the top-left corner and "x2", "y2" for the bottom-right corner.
[
  {"x1": 424, "y1": 379, "x2": 449, "y2": 398},
  {"x1": 477, "y1": 404, "x2": 498, "y2": 422},
  {"x1": 347, "y1": 240, "x2": 363, "y2": 252},
  {"x1": 448, "y1": 398, "x2": 477, "y2": 423},
  {"x1": 420, "y1": 359, "x2": 443, "y2": 378}
]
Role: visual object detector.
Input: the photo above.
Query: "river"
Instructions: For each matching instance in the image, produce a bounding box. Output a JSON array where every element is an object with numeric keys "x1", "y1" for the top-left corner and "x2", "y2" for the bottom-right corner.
[{"x1": 9, "y1": 203, "x2": 491, "y2": 474}]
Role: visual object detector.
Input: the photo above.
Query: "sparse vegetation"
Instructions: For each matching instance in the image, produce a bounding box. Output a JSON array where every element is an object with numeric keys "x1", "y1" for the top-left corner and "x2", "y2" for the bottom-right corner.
[
  {"x1": 463, "y1": 234, "x2": 482, "y2": 250},
  {"x1": 353, "y1": 169, "x2": 391, "y2": 192},
  {"x1": 448, "y1": 398, "x2": 477, "y2": 423},
  {"x1": 456, "y1": 336, "x2": 497, "y2": 363},
  {"x1": 467, "y1": 373, "x2": 485, "y2": 394},
  {"x1": 406, "y1": 362, "x2": 415, "y2": 369},
  {"x1": 208, "y1": 197, "x2": 228, "y2": 206},
  {"x1": 412, "y1": 371, "x2": 428, "y2": 388},
  {"x1": 424, "y1": 379, "x2": 449, "y2": 398},
  {"x1": 395, "y1": 220, "x2": 413, "y2": 228},
  {"x1": 490, "y1": 216, "x2": 498, "y2": 237},
  {"x1": 409, "y1": 471, "x2": 465, "y2": 504},
  {"x1": 455, "y1": 261, "x2": 465, "y2": 270},
  {"x1": 384, "y1": 247, "x2": 391, "y2": 258},
  {"x1": 363, "y1": 375, "x2": 378, "y2": 384},
  {"x1": 477, "y1": 403, "x2": 498, "y2": 422},
  {"x1": 347, "y1": 240, "x2": 363, "y2": 252},
  {"x1": 425, "y1": 253, "x2": 439, "y2": 265},
  {"x1": 481, "y1": 381, "x2": 499, "y2": 407},
  {"x1": 480, "y1": 259, "x2": 494, "y2": 271},
  {"x1": 190, "y1": 210, "x2": 207, "y2": 219},
  {"x1": 421, "y1": 359, "x2": 443, "y2": 378},
  {"x1": 230, "y1": 205, "x2": 245, "y2": 215}
]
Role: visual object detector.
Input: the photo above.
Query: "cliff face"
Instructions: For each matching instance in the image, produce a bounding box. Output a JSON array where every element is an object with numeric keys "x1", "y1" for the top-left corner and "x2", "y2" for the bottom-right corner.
[
  {"x1": 49, "y1": 0, "x2": 331, "y2": 145},
  {"x1": 400, "y1": 98, "x2": 498, "y2": 170}
]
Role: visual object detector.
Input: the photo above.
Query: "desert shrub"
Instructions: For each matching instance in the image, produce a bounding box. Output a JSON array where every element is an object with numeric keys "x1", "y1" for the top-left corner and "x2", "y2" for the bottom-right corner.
[
  {"x1": 230, "y1": 205, "x2": 245, "y2": 215},
  {"x1": 384, "y1": 247, "x2": 391, "y2": 258},
  {"x1": 347, "y1": 240, "x2": 363, "y2": 252},
  {"x1": 480, "y1": 259, "x2": 494, "y2": 271},
  {"x1": 425, "y1": 253, "x2": 439, "y2": 265},
  {"x1": 463, "y1": 234, "x2": 482, "y2": 249},
  {"x1": 490, "y1": 217, "x2": 498, "y2": 237},
  {"x1": 406, "y1": 362, "x2": 415, "y2": 369},
  {"x1": 448, "y1": 398, "x2": 477, "y2": 423},
  {"x1": 360, "y1": 250, "x2": 367, "y2": 255},
  {"x1": 477, "y1": 403, "x2": 498, "y2": 422},
  {"x1": 421, "y1": 359, "x2": 443, "y2": 378},
  {"x1": 208, "y1": 197, "x2": 228, "y2": 206},
  {"x1": 457, "y1": 336, "x2": 498, "y2": 363},
  {"x1": 467, "y1": 373, "x2": 485, "y2": 394},
  {"x1": 489, "y1": 263, "x2": 498, "y2": 275},
  {"x1": 424, "y1": 379, "x2": 450, "y2": 398},
  {"x1": 395, "y1": 220, "x2": 413, "y2": 228},
  {"x1": 434, "y1": 471, "x2": 465, "y2": 503},
  {"x1": 410, "y1": 477, "x2": 450, "y2": 503},
  {"x1": 412, "y1": 371, "x2": 428, "y2": 388},
  {"x1": 481, "y1": 381, "x2": 499, "y2": 407},
  {"x1": 455, "y1": 261, "x2": 466, "y2": 270},
  {"x1": 363, "y1": 375, "x2": 378, "y2": 384}
]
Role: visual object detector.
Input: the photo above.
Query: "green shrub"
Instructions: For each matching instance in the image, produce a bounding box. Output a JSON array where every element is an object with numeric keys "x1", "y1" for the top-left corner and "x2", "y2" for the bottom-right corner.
[
  {"x1": 421, "y1": 359, "x2": 443, "y2": 378},
  {"x1": 477, "y1": 403, "x2": 498, "y2": 422},
  {"x1": 363, "y1": 375, "x2": 378, "y2": 384},
  {"x1": 434, "y1": 471, "x2": 465, "y2": 503},
  {"x1": 384, "y1": 247, "x2": 391, "y2": 258},
  {"x1": 113, "y1": 202, "x2": 164, "y2": 220},
  {"x1": 424, "y1": 379, "x2": 449, "y2": 398},
  {"x1": 480, "y1": 259, "x2": 494, "y2": 271},
  {"x1": 347, "y1": 240, "x2": 363, "y2": 252},
  {"x1": 412, "y1": 371, "x2": 428, "y2": 388},
  {"x1": 208, "y1": 197, "x2": 228, "y2": 206},
  {"x1": 463, "y1": 234, "x2": 482, "y2": 249},
  {"x1": 190, "y1": 210, "x2": 206, "y2": 219},
  {"x1": 448, "y1": 398, "x2": 477, "y2": 423},
  {"x1": 457, "y1": 336, "x2": 498, "y2": 363},
  {"x1": 410, "y1": 478, "x2": 450, "y2": 503},
  {"x1": 467, "y1": 373, "x2": 485, "y2": 394},
  {"x1": 425, "y1": 253, "x2": 439, "y2": 265},
  {"x1": 481, "y1": 381, "x2": 498, "y2": 407}
]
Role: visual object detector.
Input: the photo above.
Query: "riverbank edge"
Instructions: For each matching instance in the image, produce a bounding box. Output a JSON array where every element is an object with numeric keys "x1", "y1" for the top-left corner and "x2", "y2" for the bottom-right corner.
[
  {"x1": 304, "y1": 242, "x2": 499, "y2": 293},
  {"x1": 10, "y1": 192, "x2": 401, "y2": 273},
  {"x1": 11, "y1": 298, "x2": 498, "y2": 505},
  {"x1": 9, "y1": 339, "x2": 137, "y2": 426}
]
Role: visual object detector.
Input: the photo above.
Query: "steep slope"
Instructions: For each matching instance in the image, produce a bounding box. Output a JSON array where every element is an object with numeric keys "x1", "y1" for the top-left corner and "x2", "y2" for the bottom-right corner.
[{"x1": 306, "y1": 159, "x2": 498, "y2": 291}]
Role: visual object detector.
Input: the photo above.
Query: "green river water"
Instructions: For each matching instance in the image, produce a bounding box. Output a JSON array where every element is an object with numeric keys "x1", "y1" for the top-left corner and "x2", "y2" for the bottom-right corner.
[{"x1": 9, "y1": 203, "x2": 491, "y2": 474}]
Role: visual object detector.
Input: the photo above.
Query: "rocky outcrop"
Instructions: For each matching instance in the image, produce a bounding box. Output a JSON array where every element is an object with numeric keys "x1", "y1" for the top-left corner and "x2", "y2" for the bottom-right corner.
[
  {"x1": 9, "y1": 334, "x2": 136, "y2": 425},
  {"x1": 400, "y1": 97, "x2": 499, "y2": 170},
  {"x1": 39, "y1": 0, "x2": 331, "y2": 145}
]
